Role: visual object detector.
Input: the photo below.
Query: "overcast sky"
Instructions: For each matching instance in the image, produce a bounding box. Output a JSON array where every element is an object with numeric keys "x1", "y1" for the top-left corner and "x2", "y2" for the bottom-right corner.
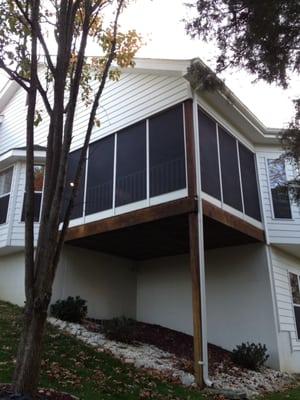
[{"x1": 1, "y1": 0, "x2": 299, "y2": 129}]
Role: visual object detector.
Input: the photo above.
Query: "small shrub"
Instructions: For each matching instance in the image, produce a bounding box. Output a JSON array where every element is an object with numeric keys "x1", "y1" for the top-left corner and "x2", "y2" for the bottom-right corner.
[
  {"x1": 231, "y1": 342, "x2": 269, "y2": 371},
  {"x1": 50, "y1": 296, "x2": 87, "y2": 323},
  {"x1": 102, "y1": 317, "x2": 136, "y2": 344}
]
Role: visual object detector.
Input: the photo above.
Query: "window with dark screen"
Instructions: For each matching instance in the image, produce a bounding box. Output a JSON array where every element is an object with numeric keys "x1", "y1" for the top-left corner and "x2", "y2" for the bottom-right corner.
[
  {"x1": 21, "y1": 165, "x2": 44, "y2": 222},
  {"x1": 268, "y1": 159, "x2": 292, "y2": 219},
  {"x1": 289, "y1": 273, "x2": 300, "y2": 339},
  {"x1": 62, "y1": 150, "x2": 86, "y2": 220},
  {"x1": 198, "y1": 108, "x2": 221, "y2": 200},
  {"x1": 149, "y1": 105, "x2": 186, "y2": 197},
  {"x1": 239, "y1": 143, "x2": 261, "y2": 221},
  {"x1": 0, "y1": 167, "x2": 13, "y2": 224},
  {"x1": 218, "y1": 127, "x2": 243, "y2": 211},
  {"x1": 115, "y1": 121, "x2": 146, "y2": 207},
  {"x1": 86, "y1": 135, "x2": 115, "y2": 214}
]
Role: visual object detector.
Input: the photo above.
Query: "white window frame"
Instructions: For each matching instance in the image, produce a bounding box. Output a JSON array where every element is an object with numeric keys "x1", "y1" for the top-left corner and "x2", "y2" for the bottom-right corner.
[
  {"x1": 0, "y1": 166, "x2": 14, "y2": 225},
  {"x1": 266, "y1": 157, "x2": 293, "y2": 221},
  {"x1": 289, "y1": 271, "x2": 300, "y2": 341},
  {"x1": 20, "y1": 164, "x2": 45, "y2": 223}
]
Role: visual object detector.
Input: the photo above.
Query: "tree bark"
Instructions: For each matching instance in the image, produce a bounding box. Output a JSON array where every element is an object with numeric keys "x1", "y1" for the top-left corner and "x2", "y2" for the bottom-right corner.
[{"x1": 13, "y1": 303, "x2": 48, "y2": 397}]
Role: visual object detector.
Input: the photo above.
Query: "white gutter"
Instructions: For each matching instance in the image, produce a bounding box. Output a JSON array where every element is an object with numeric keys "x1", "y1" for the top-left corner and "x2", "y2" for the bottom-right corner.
[{"x1": 192, "y1": 92, "x2": 213, "y2": 387}]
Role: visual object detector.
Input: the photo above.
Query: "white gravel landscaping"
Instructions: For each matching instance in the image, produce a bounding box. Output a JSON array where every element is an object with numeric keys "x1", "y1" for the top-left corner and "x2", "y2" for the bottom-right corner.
[{"x1": 48, "y1": 317, "x2": 296, "y2": 398}]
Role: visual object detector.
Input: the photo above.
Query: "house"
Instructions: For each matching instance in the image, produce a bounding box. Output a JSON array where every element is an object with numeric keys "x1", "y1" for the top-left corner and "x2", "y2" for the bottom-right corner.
[{"x1": 0, "y1": 58, "x2": 299, "y2": 385}]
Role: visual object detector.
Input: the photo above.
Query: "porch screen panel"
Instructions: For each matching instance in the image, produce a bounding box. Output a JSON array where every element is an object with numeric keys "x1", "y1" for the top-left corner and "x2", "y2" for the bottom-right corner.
[
  {"x1": 86, "y1": 135, "x2": 114, "y2": 214},
  {"x1": 115, "y1": 121, "x2": 146, "y2": 206},
  {"x1": 239, "y1": 143, "x2": 261, "y2": 221},
  {"x1": 149, "y1": 104, "x2": 186, "y2": 197},
  {"x1": 62, "y1": 149, "x2": 86, "y2": 220},
  {"x1": 198, "y1": 108, "x2": 221, "y2": 200},
  {"x1": 0, "y1": 167, "x2": 13, "y2": 224},
  {"x1": 219, "y1": 127, "x2": 243, "y2": 211},
  {"x1": 268, "y1": 159, "x2": 292, "y2": 219}
]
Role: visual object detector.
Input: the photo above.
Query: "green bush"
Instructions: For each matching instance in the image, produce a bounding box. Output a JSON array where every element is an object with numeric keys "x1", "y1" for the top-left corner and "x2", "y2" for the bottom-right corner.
[
  {"x1": 50, "y1": 296, "x2": 87, "y2": 323},
  {"x1": 102, "y1": 317, "x2": 136, "y2": 344},
  {"x1": 231, "y1": 342, "x2": 269, "y2": 371}
]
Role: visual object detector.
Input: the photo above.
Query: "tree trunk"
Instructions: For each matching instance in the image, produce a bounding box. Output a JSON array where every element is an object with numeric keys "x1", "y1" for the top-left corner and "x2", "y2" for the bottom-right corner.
[
  {"x1": 14, "y1": 276, "x2": 51, "y2": 398},
  {"x1": 13, "y1": 300, "x2": 49, "y2": 397}
]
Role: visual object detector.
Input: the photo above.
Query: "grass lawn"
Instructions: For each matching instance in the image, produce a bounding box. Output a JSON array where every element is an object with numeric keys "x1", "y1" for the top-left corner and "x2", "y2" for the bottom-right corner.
[
  {"x1": 0, "y1": 301, "x2": 204, "y2": 399},
  {"x1": 1, "y1": 301, "x2": 300, "y2": 400}
]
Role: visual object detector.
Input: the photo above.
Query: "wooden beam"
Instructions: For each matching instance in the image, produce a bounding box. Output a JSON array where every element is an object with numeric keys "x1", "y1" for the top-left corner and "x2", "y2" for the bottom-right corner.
[
  {"x1": 202, "y1": 200, "x2": 265, "y2": 242},
  {"x1": 66, "y1": 197, "x2": 197, "y2": 241},
  {"x1": 184, "y1": 99, "x2": 197, "y2": 198},
  {"x1": 189, "y1": 212, "x2": 204, "y2": 388}
]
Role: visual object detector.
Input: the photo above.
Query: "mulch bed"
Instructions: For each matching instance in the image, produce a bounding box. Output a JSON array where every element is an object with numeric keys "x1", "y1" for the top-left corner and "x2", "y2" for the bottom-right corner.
[
  {"x1": 85, "y1": 319, "x2": 232, "y2": 374},
  {"x1": 0, "y1": 385, "x2": 77, "y2": 400}
]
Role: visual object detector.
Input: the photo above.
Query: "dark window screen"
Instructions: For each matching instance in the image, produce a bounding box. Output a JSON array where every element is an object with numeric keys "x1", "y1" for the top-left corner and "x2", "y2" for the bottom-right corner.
[
  {"x1": 198, "y1": 108, "x2": 221, "y2": 199},
  {"x1": 62, "y1": 149, "x2": 86, "y2": 220},
  {"x1": 0, "y1": 195, "x2": 9, "y2": 224},
  {"x1": 294, "y1": 307, "x2": 300, "y2": 339},
  {"x1": 149, "y1": 105, "x2": 186, "y2": 197},
  {"x1": 268, "y1": 159, "x2": 292, "y2": 219},
  {"x1": 219, "y1": 127, "x2": 243, "y2": 211},
  {"x1": 21, "y1": 193, "x2": 42, "y2": 222},
  {"x1": 86, "y1": 135, "x2": 114, "y2": 214},
  {"x1": 116, "y1": 121, "x2": 146, "y2": 206},
  {"x1": 239, "y1": 143, "x2": 261, "y2": 221}
]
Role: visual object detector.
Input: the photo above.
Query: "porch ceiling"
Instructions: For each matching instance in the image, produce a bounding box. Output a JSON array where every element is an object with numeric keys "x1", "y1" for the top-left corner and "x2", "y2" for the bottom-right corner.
[{"x1": 67, "y1": 213, "x2": 260, "y2": 260}]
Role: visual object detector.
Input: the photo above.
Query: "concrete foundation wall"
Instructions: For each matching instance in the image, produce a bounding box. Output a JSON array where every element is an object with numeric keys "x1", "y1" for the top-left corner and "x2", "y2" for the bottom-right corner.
[
  {"x1": 136, "y1": 243, "x2": 280, "y2": 369},
  {"x1": 136, "y1": 254, "x2": 193, "y2": 334},
  {"x1": 0, "y1": 246, "x2": 137, "y2": 320},
  {"x1": 53, "y1": 245, "x2": 137, "y2": 319},
  {"x1": 205, "y1": 243, "x2": 280, "y2": 369},
  {"x1": 0, "y1": 251, "x2": 25, "y2": 306}
]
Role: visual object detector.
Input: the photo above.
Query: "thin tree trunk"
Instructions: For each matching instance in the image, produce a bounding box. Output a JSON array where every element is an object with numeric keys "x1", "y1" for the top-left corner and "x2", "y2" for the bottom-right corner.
[
  {"x1": 13, "y1": 304, "x2": 48, "y2": 397},
  {"x1": 9, "y1": 1, "x2": 128, "y2": 396}
]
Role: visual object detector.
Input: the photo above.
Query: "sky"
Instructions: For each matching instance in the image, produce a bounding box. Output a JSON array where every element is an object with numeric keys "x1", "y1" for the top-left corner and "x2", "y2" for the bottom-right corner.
[{"x1": 0, "y1": 0, "x2": 299, "y2": 129}]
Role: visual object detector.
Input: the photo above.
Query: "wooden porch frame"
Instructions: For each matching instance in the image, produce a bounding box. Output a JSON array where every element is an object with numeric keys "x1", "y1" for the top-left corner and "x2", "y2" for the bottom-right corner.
[
  {"x1": 65, "y1": 197, "x2": 197, "y2": 241},
  {"x1": 202, "y1": 200, "x2": 265, "y2": 243},
  {"x1": 185, "y1": 99, "x2": 205, "y2": 387}
]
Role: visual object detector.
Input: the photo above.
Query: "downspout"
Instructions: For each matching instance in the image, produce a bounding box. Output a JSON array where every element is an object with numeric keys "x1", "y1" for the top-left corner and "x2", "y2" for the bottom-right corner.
[{"x1": 192, "y1": 91, "x2": 213, "y2": 387}]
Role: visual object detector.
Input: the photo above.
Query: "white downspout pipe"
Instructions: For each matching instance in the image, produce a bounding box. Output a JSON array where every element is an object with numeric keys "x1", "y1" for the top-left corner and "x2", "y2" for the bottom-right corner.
[{"x1": 192, "y1": 92, "x2": 213, "y2": 387}]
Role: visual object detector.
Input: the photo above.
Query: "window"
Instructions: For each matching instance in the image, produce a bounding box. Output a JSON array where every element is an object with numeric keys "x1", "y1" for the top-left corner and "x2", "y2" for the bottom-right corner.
[
  {"x1": 149, "y1": 105, "x2": 186, "y2": 197},
  {"x1": 86, "y1": 135, "x2": 115, "y2": 215},
  {"x1": 289, "y1": 273, "x2": 300, "y2": 339},
  {"x1": 219, "y1": 127, "x2": 243, "y2": 211},
  {"x1": 268, "y1": 159, "x2": 292, "y2": 219},
  {"x1": 22, "y1": 165, "x2": 45, "y2": 222},
  {"x1": 0, "y1": 167, "x2": 13, "y2": 224},
  {"x1": 116, "y1": 121, "x2": 146, "y2": 206},
  {"x1": 198, "y1": 108, "x2": 221, "y2": 200},
  {"x1": 239, "y1": 144, "x2": 261, "y2": 221}
]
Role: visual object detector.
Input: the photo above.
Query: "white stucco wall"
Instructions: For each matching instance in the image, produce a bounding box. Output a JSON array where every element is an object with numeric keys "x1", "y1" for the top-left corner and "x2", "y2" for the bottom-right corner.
[
  {"x1": 0, "y1": 251, "x2": 25, "y2": 306},
  {"x1": 136, "y1": 244, "x2": 280, "y2": 369},
  {"x1": 53, "y1": 245, "x2": 137, "y2": 319},
  {"x1": 206, "y1": 243, "x2": 280, "y2": 369},
  {"x1": 0, "y1": 245, "x2": 137, "y2": 319},
  {"x1": 136, "y1": 254, "x2": 193, "y2": 334}
]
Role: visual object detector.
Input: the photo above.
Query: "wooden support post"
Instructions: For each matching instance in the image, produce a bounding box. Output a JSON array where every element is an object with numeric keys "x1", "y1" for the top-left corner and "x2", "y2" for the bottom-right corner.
[{"x1": 189, "y1": 211, "x2": 204, "y2": 388}]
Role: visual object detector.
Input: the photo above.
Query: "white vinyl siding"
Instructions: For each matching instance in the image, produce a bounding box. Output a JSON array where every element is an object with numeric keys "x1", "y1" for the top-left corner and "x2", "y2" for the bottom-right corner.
[
  {"x1": 0, "y1": 72, "x2": 190, "y2": 154},
  {"x1": 271, "y1": 246, "x2": 300, "y2": 351},
  {"x1": 256, "y1": 150, "x2": 300, "y2": 244}
]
